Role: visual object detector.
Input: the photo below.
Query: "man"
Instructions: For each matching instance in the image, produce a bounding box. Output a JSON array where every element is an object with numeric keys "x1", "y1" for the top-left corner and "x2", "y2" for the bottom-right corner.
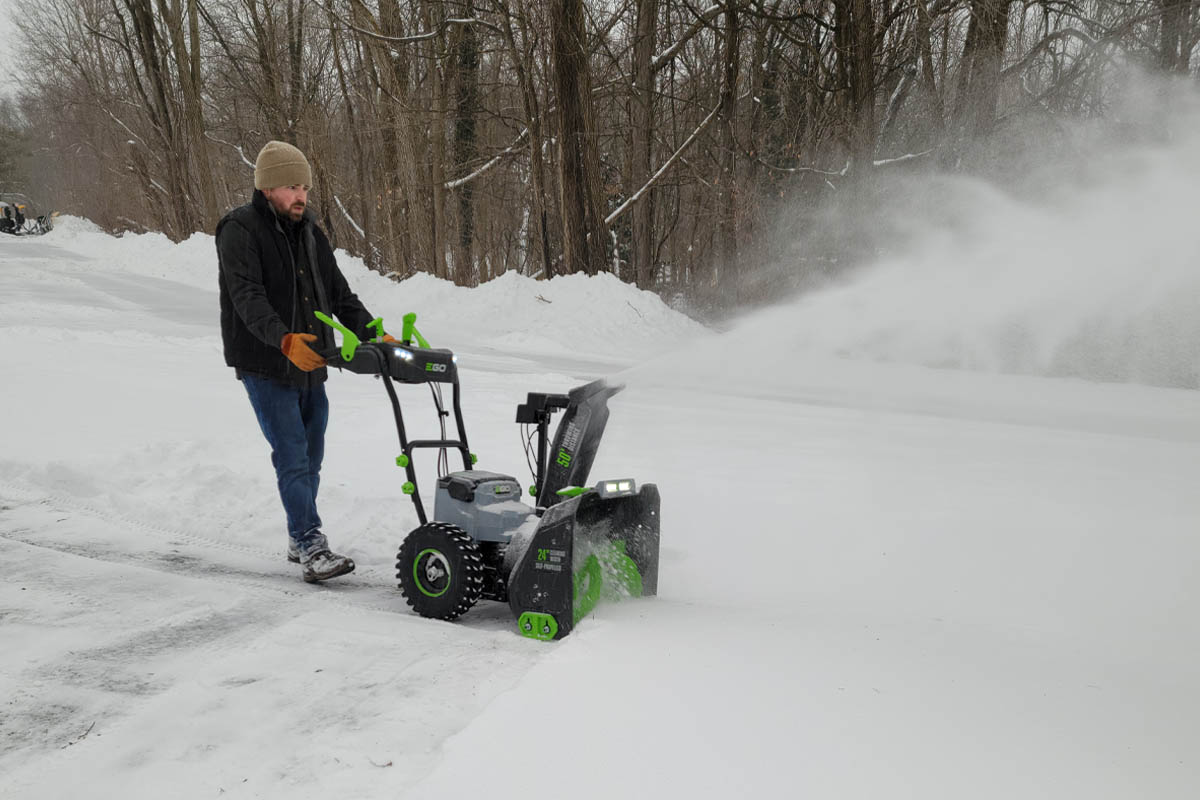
[{"x1": 216, "y1": 140, "x2": 391, "y2": 582}]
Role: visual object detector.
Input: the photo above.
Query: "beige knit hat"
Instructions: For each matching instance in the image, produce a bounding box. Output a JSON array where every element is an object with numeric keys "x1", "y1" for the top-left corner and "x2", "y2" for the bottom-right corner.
[{"x1": 254, "y1": 140, "x2": 312, "y2": 190}]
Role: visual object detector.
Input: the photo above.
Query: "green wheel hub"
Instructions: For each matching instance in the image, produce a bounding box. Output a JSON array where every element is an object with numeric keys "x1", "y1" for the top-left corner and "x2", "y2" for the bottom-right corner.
[
  {"x1": 413, "y1": 548, "x2": 452, "y2": 598},
  {"x1": 396, "y1": 522, "x2": 484, "y2": 621}
]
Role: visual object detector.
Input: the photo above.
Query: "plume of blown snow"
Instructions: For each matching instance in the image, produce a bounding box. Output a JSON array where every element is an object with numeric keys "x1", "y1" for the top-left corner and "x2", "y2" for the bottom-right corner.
[{"x1": 747, "y1": 74, "x2": 1200, "y2": 389}]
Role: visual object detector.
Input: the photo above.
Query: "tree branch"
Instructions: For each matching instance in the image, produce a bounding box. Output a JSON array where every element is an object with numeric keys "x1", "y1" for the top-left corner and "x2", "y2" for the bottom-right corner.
[
  {"x1": 336, "y1": 15, "x2": 499, "y2": 46},
  {"x1": 444, "y1": 128, "x2": 529, "y2": 190},
  {"x1": 606, "y1": 102, "x2": 722, "y2": 226}
]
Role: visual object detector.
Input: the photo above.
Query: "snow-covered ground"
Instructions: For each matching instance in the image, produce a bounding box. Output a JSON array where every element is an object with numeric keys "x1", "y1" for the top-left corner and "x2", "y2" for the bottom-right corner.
[{"x1": 3, "y1": 170, "x2": 1199, "y2": 800}]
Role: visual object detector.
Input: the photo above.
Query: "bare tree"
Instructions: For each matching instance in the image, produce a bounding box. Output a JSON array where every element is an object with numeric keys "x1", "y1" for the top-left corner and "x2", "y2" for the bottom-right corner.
[
  {"x1": 628, "y1": 0, "x2": 658, "y2": 288},
  {"x1": 10, "y1": 0, "x2": 1197, "y2": 306},
  {"x1": 550, "y1": 0, "x2": 609, "y2": 275}
]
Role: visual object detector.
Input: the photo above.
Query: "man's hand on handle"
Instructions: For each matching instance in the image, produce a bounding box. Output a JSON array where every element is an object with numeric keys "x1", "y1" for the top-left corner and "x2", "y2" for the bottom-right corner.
[{"x1": 281, "y1": 333, "x2": 326, "y2": 371}]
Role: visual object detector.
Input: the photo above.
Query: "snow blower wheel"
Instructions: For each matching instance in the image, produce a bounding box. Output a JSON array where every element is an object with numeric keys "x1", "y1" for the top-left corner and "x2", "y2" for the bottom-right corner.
[{"x1": 397, "y1": 523, "x2": 484, "y2": 620}]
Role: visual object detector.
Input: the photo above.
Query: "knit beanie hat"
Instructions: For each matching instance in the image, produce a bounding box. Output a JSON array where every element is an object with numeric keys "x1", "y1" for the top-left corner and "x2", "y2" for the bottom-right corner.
[{"x1": 254, "y1": 140, "x2": 312, "y2": 190}]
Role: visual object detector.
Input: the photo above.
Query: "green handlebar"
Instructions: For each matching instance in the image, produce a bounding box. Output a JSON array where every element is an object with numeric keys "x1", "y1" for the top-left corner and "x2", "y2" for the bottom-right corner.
[
  {"x1": 313, "y1": 311, "x2": 360, "y2": 361},
  {"x1": 316, "y1": 311, "x2": 429, "y2": 360}
]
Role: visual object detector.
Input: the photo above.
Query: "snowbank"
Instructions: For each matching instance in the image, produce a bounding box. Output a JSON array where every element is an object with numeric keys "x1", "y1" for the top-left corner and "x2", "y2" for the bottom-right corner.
[
  {"x1": 45, "y1": 214, "x2": 106, "y2": 236},
  {"x1": 37, "y1": 216, "x2": 707, "y2": 361}
]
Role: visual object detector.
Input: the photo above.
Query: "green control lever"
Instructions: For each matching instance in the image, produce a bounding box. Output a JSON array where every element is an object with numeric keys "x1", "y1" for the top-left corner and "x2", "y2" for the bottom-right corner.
[
  {"x1": 401, "y1": 312, "x2": 430, "y2": 349},
  {"x1": 367, "y1": 318, "x2": 387, "y2": 342},
  {"x1": 314, "y1": 311, "x2": 360, "y2": 361}
]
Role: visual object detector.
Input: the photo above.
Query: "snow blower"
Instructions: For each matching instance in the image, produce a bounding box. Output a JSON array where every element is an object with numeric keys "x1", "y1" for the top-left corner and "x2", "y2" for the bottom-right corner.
[{"x1": 316, "y1": 311, "x2": 659, "y2": 640}]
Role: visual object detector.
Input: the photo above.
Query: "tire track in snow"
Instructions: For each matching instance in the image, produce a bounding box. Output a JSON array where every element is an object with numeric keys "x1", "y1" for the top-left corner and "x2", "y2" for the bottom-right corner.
[
  {"x1": 0, "y1": 534, "x2": 292, "y2": 774},
  {"x1": 0, "y1": 501, "x2": 546, "y2": 799},
  {"x1": 0, "y1": 495, "x2": 518, "y2": 634}
]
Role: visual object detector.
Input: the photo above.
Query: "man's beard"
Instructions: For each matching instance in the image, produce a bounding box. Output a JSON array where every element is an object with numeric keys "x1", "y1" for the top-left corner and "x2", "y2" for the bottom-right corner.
[{"x1": 271, "y1": 198, "x2": 305, "y2": 222}]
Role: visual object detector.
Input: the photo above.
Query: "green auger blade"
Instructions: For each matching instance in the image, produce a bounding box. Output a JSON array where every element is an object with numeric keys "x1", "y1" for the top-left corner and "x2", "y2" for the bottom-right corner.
[
  {"x1": 572, "y1": 540, "x2": 644, "y2": 625},
  {"x1": 573, "y1": 553, "x2": 603, "y2": 625},
  {"x1": 597, "y1": 539, "x2": 643, "y2": 599},
  {"x1": 508, "y1": 485, "x2": 660, "y2": 640}
]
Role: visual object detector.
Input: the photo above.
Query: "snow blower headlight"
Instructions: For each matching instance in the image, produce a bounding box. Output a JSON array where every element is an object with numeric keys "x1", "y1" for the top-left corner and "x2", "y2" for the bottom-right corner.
[
  {"x1": 392, "y1": 346, "x2": 414, "y2": 361},
  {"x1": 596, "y1": 479, "x2": 636, "y2": 498}
]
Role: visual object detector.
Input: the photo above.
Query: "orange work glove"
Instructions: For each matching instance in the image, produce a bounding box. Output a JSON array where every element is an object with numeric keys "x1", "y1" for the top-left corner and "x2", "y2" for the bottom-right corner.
[
  {"x1": 281, "y1": 333, "x2": 326, "y2": 371},
  {"x1": 381, "y1": 334, "x2": 397, "y2": 343}
]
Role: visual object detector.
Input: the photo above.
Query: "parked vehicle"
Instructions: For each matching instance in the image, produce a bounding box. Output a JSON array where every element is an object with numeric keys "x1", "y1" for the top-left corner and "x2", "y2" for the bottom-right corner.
[{"x1": 0, "y1": 194, "x2": 55, "y2": 235}]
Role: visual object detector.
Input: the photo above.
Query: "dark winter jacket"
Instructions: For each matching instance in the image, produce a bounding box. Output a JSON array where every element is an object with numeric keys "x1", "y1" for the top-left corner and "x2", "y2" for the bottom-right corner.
[{"x1": 216, "y1": 190, "x2": 375, "y2": 387}]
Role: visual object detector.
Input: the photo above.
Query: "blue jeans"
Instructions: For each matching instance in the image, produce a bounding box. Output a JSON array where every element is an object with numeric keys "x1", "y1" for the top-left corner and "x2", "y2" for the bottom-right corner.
[{"x1": 242, "y1": 374, "x2": 330, "y2": 556}]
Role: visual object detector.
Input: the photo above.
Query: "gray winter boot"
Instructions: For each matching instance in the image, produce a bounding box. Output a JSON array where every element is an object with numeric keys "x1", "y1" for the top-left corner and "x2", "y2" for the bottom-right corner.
[{"x1": 301, "y1": 548, "x2": 356, "y2": 583}]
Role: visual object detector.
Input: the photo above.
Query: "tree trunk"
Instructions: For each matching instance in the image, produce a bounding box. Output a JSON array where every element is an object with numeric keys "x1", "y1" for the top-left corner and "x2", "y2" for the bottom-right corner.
[
  {"x1": 550, "y1": 0, "x2": 608, "y2": 275},
  {"x1": 329, "y1": 19, "x2": 373, "y2": 265},
  {"x1": 451, "y1": 0, "x2": 480, "y2": 284},
  {"x1": 1157, "y1": 0, "x2": 1191, "y2": 72},
  {"x1": 914, "y1": 0, "x2": 946, "y2": 133},
  {"x1": 245, "y1": 0, "x2": 289, "y2": 138},
  {"x1": 373, "y1": 0, "x2": 432, "y2": 276},
  {"x1": 158, "y1": 0, "x2": 218, "y2": 231},
  {"x1": 956, "y1": 0, "x2": 1012, "y2": 139},
  {"x1": 422, "y1": 0, "x2": 449, "y2": 281},
  {"x1": 122, "y1": 0, "x2": 192, "y2": 237},
  {"x1": 629, "y1": 0, "x2": 658, "y2": 288},
  {"x1": 502, "y1": 0, "x2": 553, "y2": 278},
  {"x1": 848, "y1": 0, "x2": 876, "y2": 177},
  {"x1": 714, "y1": 1, "x2": 740, "y2": 302}
]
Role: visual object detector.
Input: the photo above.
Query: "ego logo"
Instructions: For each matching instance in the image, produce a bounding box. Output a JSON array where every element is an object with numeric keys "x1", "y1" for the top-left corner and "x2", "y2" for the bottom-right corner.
[{"x1": 425, "y1": 362, "x2": 448, "y2": 373}]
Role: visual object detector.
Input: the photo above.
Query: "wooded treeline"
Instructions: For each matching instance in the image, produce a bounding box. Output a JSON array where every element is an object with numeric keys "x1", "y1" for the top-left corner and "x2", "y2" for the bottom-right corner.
[{"x1": 8, "y1": 0, "x2": 1199, "y2": 309}]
